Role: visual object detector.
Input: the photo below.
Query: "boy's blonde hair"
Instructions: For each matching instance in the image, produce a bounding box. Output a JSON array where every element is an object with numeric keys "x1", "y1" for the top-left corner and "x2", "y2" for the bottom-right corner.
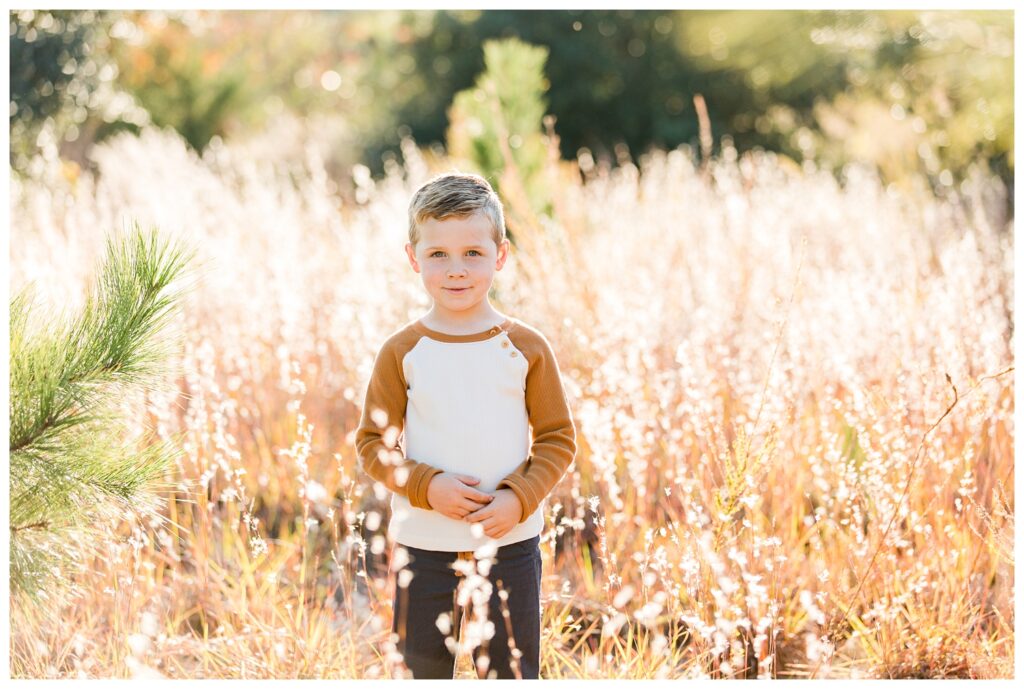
[{"x1": 408, "y1": 172, "x2": 506, "y2": 248}]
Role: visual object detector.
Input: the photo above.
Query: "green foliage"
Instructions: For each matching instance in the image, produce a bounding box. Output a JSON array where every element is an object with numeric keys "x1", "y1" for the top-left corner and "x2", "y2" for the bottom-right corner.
[
  {"x1": 9, "y1": 11, "x2": 98, "y2": 132},
  {"x1": 9, "y1": 224, "x2": 197, "y2": 603},
  {"x1": 390, "y1": 9, "x2": 1011, "y2": 195},
  {"x1": 9, "y1": 10, "x2": 116, "y2": 173},
  {"x1": 678, "y1": 10, "x2": 1013, "y2": 191},
  {"x1": 112, "y1": 14, "x2": 248, "y2": 152},
  {"x1": 110, "y1": 11, "x2": 410, "y2": 158},
  {"x1": 9, "y1": 9, "x2": 152, "y2": 178},
  {"x1": 12, "y1": 10, "x2": 1013, "y2": 198},
  {"x1": 447, "y1": 37, "x2": 552, "y2": 216},
  {"x1": 389, "y1": 10, "x2": 696, "y2": 167}
]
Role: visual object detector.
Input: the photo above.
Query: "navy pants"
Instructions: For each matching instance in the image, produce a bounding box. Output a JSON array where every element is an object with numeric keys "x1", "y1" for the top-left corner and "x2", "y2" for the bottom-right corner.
[{"x1": 390, "y1": 535, "x2": 542, "y2": 679}]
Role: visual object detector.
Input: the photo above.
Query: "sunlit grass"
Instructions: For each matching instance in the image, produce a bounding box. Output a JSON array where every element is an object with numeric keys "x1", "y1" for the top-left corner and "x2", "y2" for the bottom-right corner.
[{"x1": 9, "y1": 120, "x2": 1013, "y2": 678}]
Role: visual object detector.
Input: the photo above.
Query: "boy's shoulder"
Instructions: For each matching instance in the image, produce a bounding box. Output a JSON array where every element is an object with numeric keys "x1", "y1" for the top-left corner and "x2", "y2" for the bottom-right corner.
[
  {"x1": 506, "y1": 316, "x2": 558, "y2": 357},
  {"x1": 374, "y1": 320, "x2": 424, "y2": 356}
]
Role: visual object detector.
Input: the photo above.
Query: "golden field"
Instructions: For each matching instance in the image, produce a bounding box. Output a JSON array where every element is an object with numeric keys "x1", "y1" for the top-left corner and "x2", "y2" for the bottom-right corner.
[{"x1": 8, "y1": 120, "x2": 1014, "y2": 678}]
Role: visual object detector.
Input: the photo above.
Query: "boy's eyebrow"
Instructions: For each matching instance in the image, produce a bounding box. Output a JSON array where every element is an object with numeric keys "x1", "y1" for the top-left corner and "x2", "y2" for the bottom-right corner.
[{"x1": 423, "y1": 245, "x2": 488, "y2": 251}]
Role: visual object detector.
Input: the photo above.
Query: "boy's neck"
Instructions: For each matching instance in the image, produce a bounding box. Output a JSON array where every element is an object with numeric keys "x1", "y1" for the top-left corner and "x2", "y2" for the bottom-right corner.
[{"x1": 420, "y1": 306, "x2": 507, "y2": 335}]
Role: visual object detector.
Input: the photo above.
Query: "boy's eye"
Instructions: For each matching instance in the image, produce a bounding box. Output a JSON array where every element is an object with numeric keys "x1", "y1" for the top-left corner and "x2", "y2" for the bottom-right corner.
[{"x1": 430, "y1": 250, "x2": 482, "y2": 257}]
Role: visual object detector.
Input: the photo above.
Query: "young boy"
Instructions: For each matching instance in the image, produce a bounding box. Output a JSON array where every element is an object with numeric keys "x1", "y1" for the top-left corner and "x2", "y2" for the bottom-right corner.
[{"x1": 354, "y1": 172, "x2": 576, "y2": 679}]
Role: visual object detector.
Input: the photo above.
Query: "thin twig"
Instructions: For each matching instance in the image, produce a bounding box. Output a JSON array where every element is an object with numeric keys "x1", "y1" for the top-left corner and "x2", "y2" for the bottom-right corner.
[
  {"x1": 693, "y1": 93, "x2": 712, "y2": 181},
  {"x1": 10, "y1": 520, "x2": 51, "y2": 534}
]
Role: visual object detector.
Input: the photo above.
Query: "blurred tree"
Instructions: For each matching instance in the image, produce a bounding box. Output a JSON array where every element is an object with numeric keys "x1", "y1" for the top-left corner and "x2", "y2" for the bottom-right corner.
[
  {"x1": 374, "y1": 9, "x2": 708, "y2": 169},
  {"x1": 9, "y1": 9, "x2": 147, "y2": 176},
  {"x1": 108, "y1": 10, "x2": 420, "y2": 187},
  {"x1": 677, "y1": 10, "x2": 1013, "y2": 196},
  {"x1": 12, "y1": 9, "x2": 1012, "y2": 204},
  {"x1": 9, "y1": 225, "x2": 195, "y2": 604},
  {"x1": 111, "y1": 12, "x2": 250, "y2": 152},
  {"x1": 447, "y1": 38, "x2": 552, "y2": 217},
  {"x1": 380, "y1": 9, "x2": 1011, "y2": 200}
]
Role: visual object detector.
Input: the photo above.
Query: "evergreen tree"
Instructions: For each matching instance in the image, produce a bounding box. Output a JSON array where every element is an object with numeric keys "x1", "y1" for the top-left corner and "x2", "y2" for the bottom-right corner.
[
  {"x1": 9, "y1": 223, "x2": 197, "y2": 603},
  {"x1": 447, "y1": 37, "x2": 552, "y2": 218}
]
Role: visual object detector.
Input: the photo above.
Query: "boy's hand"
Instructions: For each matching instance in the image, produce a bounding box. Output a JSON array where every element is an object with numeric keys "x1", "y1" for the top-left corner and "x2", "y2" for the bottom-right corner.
[
  {"x1": 426, "y1": 472, "x2": 494, "y2": 520},
  {"x1": 464, "y1": 488, "x2": 522, "y2": 539}
]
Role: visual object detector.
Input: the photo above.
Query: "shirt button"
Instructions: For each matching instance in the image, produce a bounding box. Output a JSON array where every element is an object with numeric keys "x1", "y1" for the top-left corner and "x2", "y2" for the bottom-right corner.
[
  {"x1": 510, "y1": 351, "x2": 518, "y2": 357},
  {"x1": 501, "y1": 340, "x2": 510, "y2": 348}
]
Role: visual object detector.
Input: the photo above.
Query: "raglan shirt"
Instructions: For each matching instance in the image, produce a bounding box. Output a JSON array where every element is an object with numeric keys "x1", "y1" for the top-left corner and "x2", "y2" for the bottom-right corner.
[{"x1": 354, "y1": 316, "x2": 576, "y2": 551}]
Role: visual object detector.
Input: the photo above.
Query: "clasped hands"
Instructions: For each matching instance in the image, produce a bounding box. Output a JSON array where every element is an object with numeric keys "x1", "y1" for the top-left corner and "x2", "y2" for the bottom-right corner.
[{"x1": 425, "y1": 472, "x2": 522, "y2": 539}]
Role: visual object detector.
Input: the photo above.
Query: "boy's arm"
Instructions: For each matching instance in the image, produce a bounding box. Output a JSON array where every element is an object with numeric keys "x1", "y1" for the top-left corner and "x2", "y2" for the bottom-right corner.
[
  {"x1": 496, "y1": 335, "x2": 577, "y2": 524},
  {"x1": 354, "y1": 340, "x2": 443, "y2": 510}
]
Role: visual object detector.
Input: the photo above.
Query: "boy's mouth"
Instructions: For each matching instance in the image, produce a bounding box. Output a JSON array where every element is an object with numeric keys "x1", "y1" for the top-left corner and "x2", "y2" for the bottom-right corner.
[{"x1": 445, "y1": 287, "x2": 470, "y2": 293}]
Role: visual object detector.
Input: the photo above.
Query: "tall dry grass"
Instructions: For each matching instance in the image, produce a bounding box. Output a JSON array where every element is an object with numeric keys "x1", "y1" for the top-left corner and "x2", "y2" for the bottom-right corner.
[{"x1": 8, "y1": 117, "x2": 1013, "y2": 678}]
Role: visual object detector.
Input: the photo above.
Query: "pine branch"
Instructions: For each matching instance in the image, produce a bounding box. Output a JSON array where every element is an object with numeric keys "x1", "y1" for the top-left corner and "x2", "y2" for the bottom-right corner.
[
  {"x1": 9, "y1": 222, "x2": 197, "y2": 601},
  {"x1": 10, "y1": 224, "x2": 196, "y2": 455}
]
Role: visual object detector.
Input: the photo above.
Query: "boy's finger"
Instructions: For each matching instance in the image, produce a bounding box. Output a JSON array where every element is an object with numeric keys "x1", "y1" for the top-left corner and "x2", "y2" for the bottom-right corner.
[
  {"x1": 466, "y1": 502, "x2": 490, "y2": 519},
  {"x1": 459, "y1": 486, "x2": 490, "y2": 503},
  {"x1": 466, "y1": 491, "x2": 493, "y2": 504}
]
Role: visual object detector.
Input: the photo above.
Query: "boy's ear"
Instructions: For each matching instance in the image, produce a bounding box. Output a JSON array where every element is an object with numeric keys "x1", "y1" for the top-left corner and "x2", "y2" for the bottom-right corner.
[
  {"x1": 495, "y1": 239, "x2": 510, "y2": 270},
  {"x1": 405, "y1": 242, "x2": 421, "y2": 273}
]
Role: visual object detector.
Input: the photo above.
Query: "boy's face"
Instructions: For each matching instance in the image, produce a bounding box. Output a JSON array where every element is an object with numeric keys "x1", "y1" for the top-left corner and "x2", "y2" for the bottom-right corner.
[{"x1": 405, "y1": 212, "x2": 509, "y2": 320}]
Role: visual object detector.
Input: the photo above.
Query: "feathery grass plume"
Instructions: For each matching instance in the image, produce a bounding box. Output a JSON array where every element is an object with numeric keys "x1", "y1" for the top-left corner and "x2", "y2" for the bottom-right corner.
[
  {"x1": 712, "y1": 423, "x2": 777, "y2": 552},
  {"x1": 9, "y1": 222, "x2": 197, "y2": 603}
]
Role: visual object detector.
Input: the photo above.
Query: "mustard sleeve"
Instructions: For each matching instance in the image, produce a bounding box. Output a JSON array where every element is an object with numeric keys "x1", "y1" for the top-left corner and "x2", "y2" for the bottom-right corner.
[
  {"x1": 496, "y1": 336, "x2": 577, "y2": 523},
  {"x1": 354, "y1": 341, "x2": 443, "y2": 510}
]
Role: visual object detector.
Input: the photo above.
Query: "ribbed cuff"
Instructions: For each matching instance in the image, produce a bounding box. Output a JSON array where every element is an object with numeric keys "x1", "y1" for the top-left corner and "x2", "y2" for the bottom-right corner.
[
  {"x1": 409, "y1": 465, "x2": 443, "y2": 510},
  {"x1": 497, "y1": 475, "x2": 536, "y2": 524}
]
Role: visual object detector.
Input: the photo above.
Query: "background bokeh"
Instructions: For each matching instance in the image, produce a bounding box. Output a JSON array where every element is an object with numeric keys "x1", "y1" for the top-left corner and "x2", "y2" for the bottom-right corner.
[
  {"x1": 11, "y1": 10, "x2": 1013, "y2": 198},
  {"x1": 8, "y1": 8, "x2": 1014, "y2": 680}
]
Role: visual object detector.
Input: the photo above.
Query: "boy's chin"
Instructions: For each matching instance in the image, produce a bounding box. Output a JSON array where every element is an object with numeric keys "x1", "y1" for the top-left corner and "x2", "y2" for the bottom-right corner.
[
  {"x1": 437, "y1": 293, "x2": 480, "y2": 306},
  {"x1": 441, "y1": 304, "x2": 481, "y2": 313}
]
